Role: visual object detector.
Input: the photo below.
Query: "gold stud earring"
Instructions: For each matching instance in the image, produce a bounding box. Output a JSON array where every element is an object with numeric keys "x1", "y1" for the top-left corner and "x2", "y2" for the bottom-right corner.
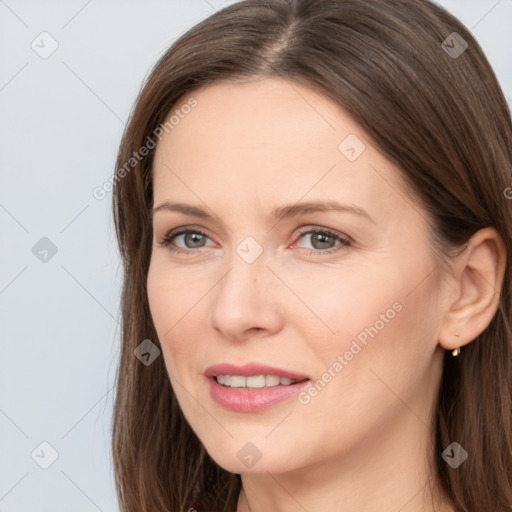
[{"x1": 452, "y1": 332, "x2": 461, "y2": 356}]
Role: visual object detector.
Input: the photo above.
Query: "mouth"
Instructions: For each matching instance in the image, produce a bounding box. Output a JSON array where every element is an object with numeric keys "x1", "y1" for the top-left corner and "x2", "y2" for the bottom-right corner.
[
  {"x1": 204, "y1": 363, "x2": 311, "y2": 412},
  {"x1": 205, "y1": 362, "x2": 310, "y2": 384}
]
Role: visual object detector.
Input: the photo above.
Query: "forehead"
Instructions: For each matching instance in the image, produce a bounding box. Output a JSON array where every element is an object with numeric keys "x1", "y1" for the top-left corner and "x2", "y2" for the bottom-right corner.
[
  {"x1": 164, "y1": 78, "x2": 353, "y2": 167},
  {"x1": 152, "y1": 78, "x2": 415, "y2": 227}
]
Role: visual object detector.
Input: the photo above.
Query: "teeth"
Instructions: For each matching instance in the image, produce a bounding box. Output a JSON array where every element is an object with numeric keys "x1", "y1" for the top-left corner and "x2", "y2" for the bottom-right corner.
[
  {"x1": 265, "y1": 375, "x2": 280, "y2": 387},
  {"x1": 246, "y1": 375, "x2": 265, "y2": 388},
  {"x1": 215, "y1": 374, "x2": 302, "y2": 388},
  {"x1": 230, "y1": 376, "x2": 246, "y2": 388}
]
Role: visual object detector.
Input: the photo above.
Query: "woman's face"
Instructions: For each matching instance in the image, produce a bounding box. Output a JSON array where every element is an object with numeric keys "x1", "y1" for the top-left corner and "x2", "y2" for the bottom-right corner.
[{"x1": 148, "y1": 78, "x2": 448, "y2": 475}]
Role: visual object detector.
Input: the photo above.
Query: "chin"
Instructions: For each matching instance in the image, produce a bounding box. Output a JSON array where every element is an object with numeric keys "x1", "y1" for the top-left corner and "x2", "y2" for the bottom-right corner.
[{"x1": 200, "y1": 439, "x2": 302, "y2": 475}]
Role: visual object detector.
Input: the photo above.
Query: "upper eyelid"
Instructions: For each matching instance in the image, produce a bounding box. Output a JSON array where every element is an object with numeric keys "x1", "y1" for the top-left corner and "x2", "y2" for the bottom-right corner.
[
  {"x1": 162, "y1": 225, "x2": 345, "y2": 238},
  {"x1": 163, "y1": 225, "x2": 210, "y2": 239},
  {"x1": 295, "y1": 226, "x2": 349, "y2": 238}
]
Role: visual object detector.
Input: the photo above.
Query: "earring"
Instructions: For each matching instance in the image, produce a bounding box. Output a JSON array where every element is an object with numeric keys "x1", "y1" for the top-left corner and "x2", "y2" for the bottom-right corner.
[{"x1": 452, "y1": 332, "x2": 461, "y2": 357}]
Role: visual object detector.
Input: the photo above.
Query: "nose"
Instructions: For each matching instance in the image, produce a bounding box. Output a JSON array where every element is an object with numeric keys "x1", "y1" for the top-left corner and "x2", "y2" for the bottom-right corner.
[{"x1": 209, "y1": 250, "x2": 285, "y2": 341}]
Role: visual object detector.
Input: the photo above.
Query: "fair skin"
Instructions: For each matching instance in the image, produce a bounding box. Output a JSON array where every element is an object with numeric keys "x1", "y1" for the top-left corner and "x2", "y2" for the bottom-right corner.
[{"x1": 147, "y1": 77, "x2": 506, "y2": 512}]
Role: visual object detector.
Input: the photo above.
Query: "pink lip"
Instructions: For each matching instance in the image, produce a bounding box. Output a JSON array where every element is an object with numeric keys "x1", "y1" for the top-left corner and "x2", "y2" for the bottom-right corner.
[{"x1": 204, "y1": 363, "x2": 311, "y2": 413}]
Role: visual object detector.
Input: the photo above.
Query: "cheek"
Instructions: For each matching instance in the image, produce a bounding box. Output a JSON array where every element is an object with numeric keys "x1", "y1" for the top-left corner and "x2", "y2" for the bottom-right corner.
[
  {"x1": 146, "y1": 262, "x2": 211, "y2": 374},
  {"x1": 147, "y1": 264, "x2": 184, "y2": 367},
  {"x1": 283, "y1": 259, "x2": 438, "y2": 390},
  {"x1": 147, "y1": 265, "x2": 171, "y2": 336},
  {"x1": 276, "y1": 260, "x2": 401, "y2": 341},
  {"x1": 147, "y1": 259, "x2": 202, "y2": 333}
]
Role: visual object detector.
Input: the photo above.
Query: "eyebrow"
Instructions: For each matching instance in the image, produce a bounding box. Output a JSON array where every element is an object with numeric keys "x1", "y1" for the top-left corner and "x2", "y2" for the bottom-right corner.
[{"x1": 152, "y1": 201, "x2": 374, "y2": 223}]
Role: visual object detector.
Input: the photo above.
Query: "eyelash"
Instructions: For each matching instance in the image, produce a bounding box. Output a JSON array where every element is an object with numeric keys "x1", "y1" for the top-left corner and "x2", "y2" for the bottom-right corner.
[{"x1": 159, "y1": 226, "x2": 352, "y2": 256}]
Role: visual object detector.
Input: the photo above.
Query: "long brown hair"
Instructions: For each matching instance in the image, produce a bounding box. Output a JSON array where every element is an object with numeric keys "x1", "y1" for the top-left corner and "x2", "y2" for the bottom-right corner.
[{"x1": 111, "y1": 1, "x2": 512, "y2": 510}]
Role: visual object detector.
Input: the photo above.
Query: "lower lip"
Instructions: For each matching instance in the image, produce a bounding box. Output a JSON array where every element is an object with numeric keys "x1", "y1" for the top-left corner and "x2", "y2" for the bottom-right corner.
[{"x1": 207, "y1": 377, "x2": 311, "y2": 412}]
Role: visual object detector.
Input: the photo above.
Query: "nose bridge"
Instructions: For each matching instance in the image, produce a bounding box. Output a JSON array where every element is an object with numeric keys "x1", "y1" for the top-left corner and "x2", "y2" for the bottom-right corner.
[
  {"x1": 209, "y1": 238, "x2": 284, "y2": 338},
  {"x1": 220, "y1": 233, "x2": 270, "y2": 296}
]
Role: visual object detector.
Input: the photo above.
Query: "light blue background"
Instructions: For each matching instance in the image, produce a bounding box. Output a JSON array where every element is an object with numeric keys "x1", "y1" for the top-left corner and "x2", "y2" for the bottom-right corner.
[{"x1": 1, "y1": 1, "x2": 511, "y2": 510}]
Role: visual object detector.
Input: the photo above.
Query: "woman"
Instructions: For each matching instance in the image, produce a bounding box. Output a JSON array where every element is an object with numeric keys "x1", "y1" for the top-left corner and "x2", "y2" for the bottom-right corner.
[{"x1": 111, "y1": 1, "x2": 512, "y2": 510}]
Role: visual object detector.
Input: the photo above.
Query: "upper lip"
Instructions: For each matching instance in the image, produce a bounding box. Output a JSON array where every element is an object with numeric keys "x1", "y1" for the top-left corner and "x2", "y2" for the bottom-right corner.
[{"x1": 205, "y1": 363, "x2": 310, "y2": 381}]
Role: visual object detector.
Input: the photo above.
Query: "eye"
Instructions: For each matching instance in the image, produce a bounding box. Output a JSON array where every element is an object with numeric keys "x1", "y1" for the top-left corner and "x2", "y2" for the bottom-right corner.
[
  {"x1": 159, "y1": 227, "x2": 214, "y2": 253},
  {"x1": 158, "y1": 226, "x2": 352, "y2": 257},
  {"x1": 292, "y1": 227, "x2": 351, "y2": 255}
]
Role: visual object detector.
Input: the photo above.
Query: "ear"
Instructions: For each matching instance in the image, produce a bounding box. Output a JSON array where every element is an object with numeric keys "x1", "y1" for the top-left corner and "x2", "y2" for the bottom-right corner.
[{"x1": 438, "y1": 227, "x2": 507, "y2": 351}]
